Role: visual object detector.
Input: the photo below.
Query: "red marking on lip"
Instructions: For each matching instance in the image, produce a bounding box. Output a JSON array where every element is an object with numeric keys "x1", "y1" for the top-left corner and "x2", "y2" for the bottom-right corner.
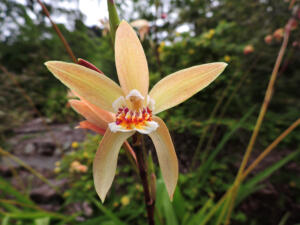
[{"x1": 115, "y1": 106, "x2": 153, "y2": 130}]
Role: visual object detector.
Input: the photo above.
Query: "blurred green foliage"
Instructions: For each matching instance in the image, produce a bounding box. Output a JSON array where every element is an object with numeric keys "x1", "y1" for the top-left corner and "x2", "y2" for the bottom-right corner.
[
  {"x1": 0, "y1": 0, "x2": 300, "y2": 224},
  {"x1": 0, "y1": 0, "x2": 299, "y2": 148}
]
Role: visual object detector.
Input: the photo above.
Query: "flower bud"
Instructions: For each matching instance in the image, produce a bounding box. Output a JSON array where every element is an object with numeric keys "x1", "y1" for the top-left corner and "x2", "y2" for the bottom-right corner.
[
  {"x1": 273, "y1": 28, "x2": 284, "y2": 41},
  {"x1": 264, "y1": 34, "x2": 273, "y2": 44},
  {"x1": 243, "y1": 45, "x2": 254, "y2": 55}
]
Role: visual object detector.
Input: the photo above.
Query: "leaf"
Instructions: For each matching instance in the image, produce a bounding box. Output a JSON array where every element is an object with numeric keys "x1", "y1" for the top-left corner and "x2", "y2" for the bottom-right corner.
[
  {"x1": 1, "y1": 216, "x2": 10, "y2": 225},
  {"x1": 35, "y1": 217, "x2": 50, "y2": 225},
  {"x1": 4, "y1": 212, "x2": 53, "y2": 219},
  {"x1": 172, "y1": 186, "x2": 187, "y2": 223},
  {"x1": 186, "y1": 199, "x2": 213, "y2": 225},
  {"x1": 237, "y1": 150, "x2": 300, "y2": 204},
  {"x1": 90, "y1": 197, "x2": 128, "y2": 225},
  {"x1": 0, "y1": 176, "x2": 35, "y2": 206},
  {"x1": 278, "y1": 212, "x2": 291, "y2": 225},
  {"x1": 155, "y1": 178, "x2": 179, "y2": 225},
  {"x1": 198, "y1": 106, "x2": 256, "y2": 187}
]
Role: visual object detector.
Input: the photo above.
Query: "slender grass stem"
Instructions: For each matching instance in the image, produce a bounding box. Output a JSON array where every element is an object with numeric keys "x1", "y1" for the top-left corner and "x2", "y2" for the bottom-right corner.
[
  {"x1": 204, "y1": 55, "x2": 261, "y2": 155},
  {"x1": 215, "y1": 191, "x2": 232, "y2": 225},
  {"x1": 0, "y1": 147, "x2": 60, "y2": 193},
  {"x1": 0, "y1": 199, "x2": 68, "y2": 219},
  {"x1": 191, "y1": 72, "x2": 236, "y2": 168},
  {"x1": 242, "y1": 118, "x2": 300, "y2": 179},
  {"x1": 192, "y1": 54, "x2": 260, "y2": 168},
  {"x1": 201, "y1": 117, "x2": 299, "y2": 225},
  {"x1": 37, "y1": 0, "x2": 77, "y2": 63},
  {"x1": 224, "y1": 25, "x2": 291, "y2": 224}
]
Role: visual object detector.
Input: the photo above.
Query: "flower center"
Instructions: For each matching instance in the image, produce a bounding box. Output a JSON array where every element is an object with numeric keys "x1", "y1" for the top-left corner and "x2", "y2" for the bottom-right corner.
[
  {"x1": 109, "y1": 89, "x2": 158, "y2": 134},
  {"x1": 115, "y1": 106, "x2": 153, "y2": 130}
]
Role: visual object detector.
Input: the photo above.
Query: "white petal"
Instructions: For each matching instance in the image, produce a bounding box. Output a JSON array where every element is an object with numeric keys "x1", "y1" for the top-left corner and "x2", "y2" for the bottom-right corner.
[
  {"x1": 146, "y1": 95, "x2": 155, "y2": 111},
  {"x1": 108, "y1": 122, "x2": 132, "y2": 133},
  {"x1": 135, "y1": 121, "x2": 159, "y2": 134},
  {"x1": 125, "y1": 89, "x2": 145, "y2": 100},
  {"x1": 112, "y1": 96, "x2": 126, "y2": 112}
]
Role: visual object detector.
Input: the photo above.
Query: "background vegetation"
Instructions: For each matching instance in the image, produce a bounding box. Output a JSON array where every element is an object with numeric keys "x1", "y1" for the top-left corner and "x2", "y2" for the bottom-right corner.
[{"x1": 0, "y1": 0, "x2": 299, "y2": 224}]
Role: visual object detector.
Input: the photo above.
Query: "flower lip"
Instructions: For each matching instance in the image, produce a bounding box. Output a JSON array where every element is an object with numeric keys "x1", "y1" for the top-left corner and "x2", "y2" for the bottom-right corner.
[{"x1": 109, "y1": 89, "x2": 158, "y2": 134}]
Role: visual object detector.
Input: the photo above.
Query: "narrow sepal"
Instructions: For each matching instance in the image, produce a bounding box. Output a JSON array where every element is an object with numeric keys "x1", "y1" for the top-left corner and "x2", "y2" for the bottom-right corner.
[
  {"x1": 45, "y1": 61, "x2": 124, "y2": 112},
  {"x1": 149, "y1": 62, "x2": 227, "y2": 114},
  {"x1": 115, "y1": 21, "x2": 149, "y2": 97},
  {"x1": 93, "y1": 129, "x2": 134, "y2": 202},
  {"x1": 148, "y1": 116, "x2": 178, "y2": 200}
]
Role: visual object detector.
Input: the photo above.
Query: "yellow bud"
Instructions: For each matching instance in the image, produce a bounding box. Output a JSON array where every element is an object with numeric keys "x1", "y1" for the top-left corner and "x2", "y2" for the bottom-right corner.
[
  {"x1": 289, "y1": 181, "x2": 296, "y2": 187},
  {"x1": 121, "y1": 196, "x2": 130, "y2": 206},
  {"x1": 83, "y1": 152, "x2": 89, "y2": 158},
  {"x1": 224, "y1": 55, "x2": 231, "y2": 62},
  {"x1": 208, "y1": 192, "x2": 215, "y2": 198},
  {"x1": 71, "y1": 142, "x2": 79, "y2": 149},
  {"x1": 188, "y1": 49, "x2": 195, "y2": 55},
  {"x1": 55, "y1": 161, "x2": 60, "y2": 167},
  {"x1": 54, "y1": 167, "x2": 61, "y2": 173}
]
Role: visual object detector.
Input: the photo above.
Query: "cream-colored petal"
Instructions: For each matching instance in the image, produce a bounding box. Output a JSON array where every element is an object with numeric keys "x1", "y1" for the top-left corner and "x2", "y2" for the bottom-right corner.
[
  {"x1": 148, "y1": 116, "x2": 178, "y2": 200},
  {"x1": 45, "y1": 61, "x2": 124, "y2": 112},
  {"x1": 78, "y1": 120, "x2": 106, "y2": 135},
  {"x1": 149, "y1": 62, "x2": 227, "y2": 114},
  {"x1": 69, "y1": 91, "x2": 115, "y2": 123},
  {"x1": 93, "y1": 130, "x2": 135, "y2": 202},
  {"x1": 69, "y1": 100, "x2": 111, "y2": 130},
  {"x1": 115, "y1": 20, "x2": 149, "y2": 97}
]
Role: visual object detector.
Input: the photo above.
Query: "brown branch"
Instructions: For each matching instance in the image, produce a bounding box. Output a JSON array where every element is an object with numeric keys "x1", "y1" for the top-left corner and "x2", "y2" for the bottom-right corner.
[{"x1": 37, "y1": 0, "x2": 77, "y2": 63}]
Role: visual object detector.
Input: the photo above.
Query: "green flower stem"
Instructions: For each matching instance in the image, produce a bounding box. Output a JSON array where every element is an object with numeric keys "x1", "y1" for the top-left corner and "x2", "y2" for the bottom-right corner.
[
  {"x1": 133, "y1": 134, "x2": 155, "y2": 225},
  {"x1": 107, "y1": 0, "x2": 120, "y2": 45}
]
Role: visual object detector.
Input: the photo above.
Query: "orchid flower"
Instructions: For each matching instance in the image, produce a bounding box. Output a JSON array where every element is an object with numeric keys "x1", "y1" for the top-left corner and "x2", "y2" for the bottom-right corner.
[
  {"x1": 131, "y1": 19, "x2": 150, "y2": 41},
  {"x1": 45, "y1": 20, "x2": 227, "y2": 202}
]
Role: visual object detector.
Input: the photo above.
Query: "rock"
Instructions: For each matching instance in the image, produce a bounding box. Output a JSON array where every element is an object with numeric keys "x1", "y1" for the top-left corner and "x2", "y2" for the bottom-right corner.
[
  {"x1": 30, "y1": 179, "x2": 67, "y2": 204},
  {"x1": 0, "y1": 164, "x2": 13, "y2": 177},
  {"x1": 24, "y1": 143, "x2": 35, "y2": 155},
  {"x1": 35, "y1": 142, "x2": 56, "y2": 156},
  {"x1": 13, "y1": 118, "x2": 47, "y2": 134}
]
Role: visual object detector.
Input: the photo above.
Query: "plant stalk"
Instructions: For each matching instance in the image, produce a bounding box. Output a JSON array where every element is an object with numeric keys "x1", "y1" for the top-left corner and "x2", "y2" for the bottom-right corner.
[
  {"x1": 224, "y1": 19, "x2": 292, "y2": 224},
  {"x1": 37, "y1": 0, "x2": 77, "y2": 63},
  {"x1": 133, "y1": 134, "x2": 155, "y2": 225},
  {"x1": 107, "y1": 0, "x2": 120, "y2": 45},
  {"x1": 200, "y1": 118, "x2": 299, "y2": 225}
]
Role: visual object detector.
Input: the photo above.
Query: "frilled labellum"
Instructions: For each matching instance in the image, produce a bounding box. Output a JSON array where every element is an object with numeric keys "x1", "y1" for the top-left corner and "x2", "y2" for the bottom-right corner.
[{"x1": 109, "y1": 89, "x2": 158, "y2": 134}]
